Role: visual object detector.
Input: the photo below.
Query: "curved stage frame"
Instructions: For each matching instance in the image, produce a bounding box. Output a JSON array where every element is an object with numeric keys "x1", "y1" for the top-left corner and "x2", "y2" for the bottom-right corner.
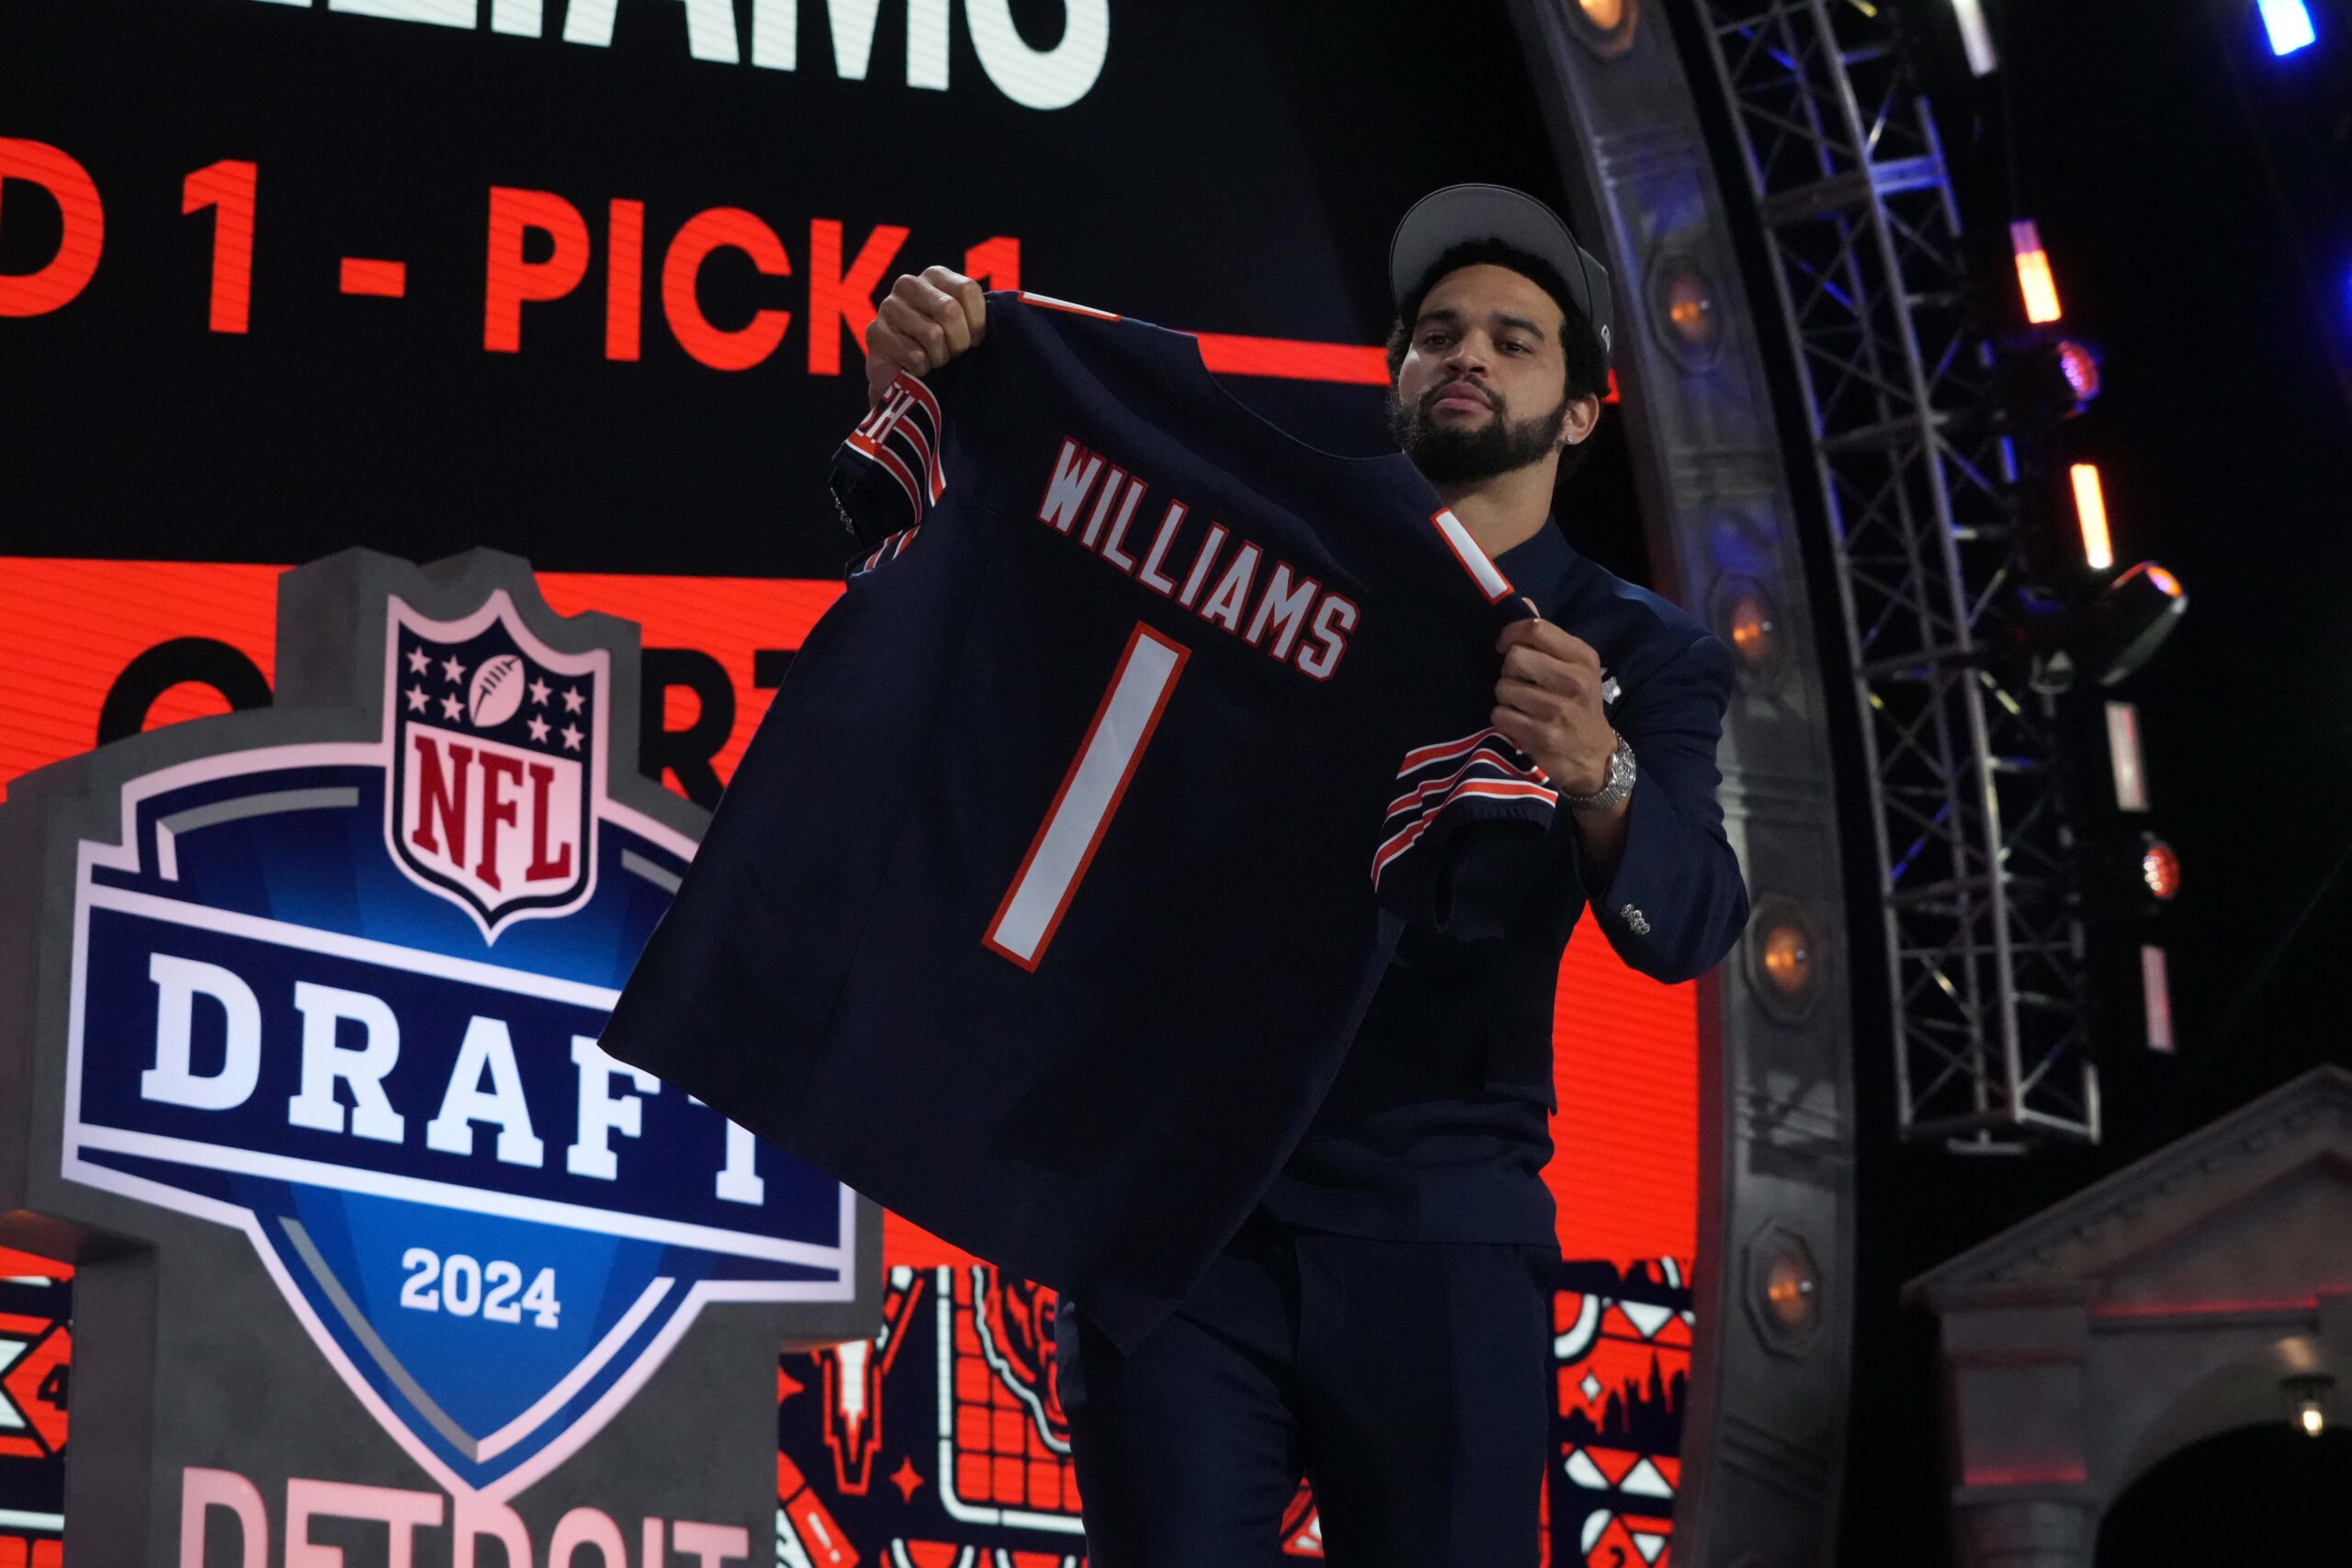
[{"x1": 1507, "y1": 1, "x2": 1863, "y2": 1562}]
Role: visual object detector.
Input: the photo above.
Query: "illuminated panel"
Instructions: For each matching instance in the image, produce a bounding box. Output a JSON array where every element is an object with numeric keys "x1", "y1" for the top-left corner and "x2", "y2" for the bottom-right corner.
[
  {"x1": 1951, "y1": 0, "x2": 1999, "y2": 75},
  {"x1": 2259, "y1": 0, "x2": 2317, "y2": 56},
  {"x1": 938, "y1": 1265, "x2": 1080, "y2": 1526},
  {"x1": 0, "y1": 562, "x2": 842, "y2": 801},
  {"x1": 1543, "y1": 1087, "x2": 1698, "y2": 1568},
  {"x1": 338, "y1": 258, "x2": 409, "y2": 298},
  {"x1": 0, "y1": 560, "x2": 283, "y2": 789},
  {"x1": 2105, "y1": 700, "x2": 2149, "y2": 811},
  {"x1": 0, "y1": 1250, "x2": 69, "y2": 1562},
  {"x1": 1548, "y1": 918, "x2": 1700, "y2": 1265},
  {"x1": 2010, "y1": 219, "x2": 2064, "y2": 324},
  {"x1": 2070, "y1": 462, "x2": 2114, "y2": 570},
  {"x1": 1193, "y1": 333, "x2": 1392, "y2": 384},
  {"x1": 1193, "y1": 333, "x2": 1623, "y2": 402},
  {"x1": 2142, "y1": 945, "x2": 2175, "y2": 1054}
]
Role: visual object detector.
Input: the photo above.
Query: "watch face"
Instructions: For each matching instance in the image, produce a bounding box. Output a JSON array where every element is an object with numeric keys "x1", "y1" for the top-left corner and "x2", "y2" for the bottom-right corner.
[
  {"x1": 1570, "y1": 742, "x2": 1634, "y2": 807},
  {"x1": 1589, "y1": 740, "x2": 1634, "y2": 805}
]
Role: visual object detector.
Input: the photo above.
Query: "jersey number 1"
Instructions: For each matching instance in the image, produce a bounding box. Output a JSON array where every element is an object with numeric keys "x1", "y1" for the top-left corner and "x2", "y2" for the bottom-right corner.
[{"x1": 985, "y1": 622, "x2": 1190, "y2": 971}]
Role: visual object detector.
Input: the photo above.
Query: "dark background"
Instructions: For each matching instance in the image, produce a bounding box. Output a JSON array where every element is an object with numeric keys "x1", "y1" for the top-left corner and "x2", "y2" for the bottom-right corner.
[{"x1": 1818, "y1": 0, "x2": 2352, "y2": 1561}]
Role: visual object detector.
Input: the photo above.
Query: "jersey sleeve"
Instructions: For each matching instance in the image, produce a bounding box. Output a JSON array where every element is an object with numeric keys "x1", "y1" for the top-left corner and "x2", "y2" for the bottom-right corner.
[
  {"x1": 1369, "y1": 725, "x2": 1558, "y2": 931},
  {"x1": 831, "y1": 365, "x2": 953, "y2": 573},
  {"x1": 830, "y1": 292, "x2": 1022, "y2": 575}
]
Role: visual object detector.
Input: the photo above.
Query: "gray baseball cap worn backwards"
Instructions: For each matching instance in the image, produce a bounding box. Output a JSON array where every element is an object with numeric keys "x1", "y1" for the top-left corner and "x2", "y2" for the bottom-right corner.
[{"x1": 1388, "y1": 183, "x2": 1614, "y2": 363}]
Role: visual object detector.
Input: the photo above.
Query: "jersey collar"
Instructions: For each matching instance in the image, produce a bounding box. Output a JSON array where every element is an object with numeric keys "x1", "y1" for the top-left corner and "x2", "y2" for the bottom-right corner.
[{"x1": 1491, "y1": 516, "x2": 1579, "y2": 615}]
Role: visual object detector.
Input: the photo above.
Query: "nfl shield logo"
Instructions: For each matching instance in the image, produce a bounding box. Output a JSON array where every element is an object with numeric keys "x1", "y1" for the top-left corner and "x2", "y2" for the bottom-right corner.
[
  {"x1": 387, "y1": 592, "x2": 602, "y2": 939},
  {"x1": 33, "y1": 552, "x2": 874, "y2": 1506}
]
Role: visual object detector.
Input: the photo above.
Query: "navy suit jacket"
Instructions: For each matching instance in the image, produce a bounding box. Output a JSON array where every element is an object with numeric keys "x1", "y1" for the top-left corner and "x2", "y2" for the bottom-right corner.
[{"x1": 1416, "y1": 521, "x2": 1749, "y2": 1112}]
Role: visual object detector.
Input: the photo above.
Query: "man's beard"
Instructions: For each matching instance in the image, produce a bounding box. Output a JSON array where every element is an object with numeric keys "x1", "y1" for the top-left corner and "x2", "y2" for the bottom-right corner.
[{"x1": 1386, "y1": 378, "x2": 1569, "y2": 486}]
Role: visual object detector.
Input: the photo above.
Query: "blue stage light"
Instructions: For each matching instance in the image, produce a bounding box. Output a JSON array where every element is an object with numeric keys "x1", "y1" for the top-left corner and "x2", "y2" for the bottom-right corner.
[{"x1": 2258, "y1": 0, "x2": 2317, "y2": 56}]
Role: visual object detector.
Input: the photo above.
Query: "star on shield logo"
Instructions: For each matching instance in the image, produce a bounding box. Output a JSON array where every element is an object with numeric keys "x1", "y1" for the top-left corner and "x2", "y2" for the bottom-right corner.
[{"x1": 386, "y1": 592, "x2": 603, "y2": 940}]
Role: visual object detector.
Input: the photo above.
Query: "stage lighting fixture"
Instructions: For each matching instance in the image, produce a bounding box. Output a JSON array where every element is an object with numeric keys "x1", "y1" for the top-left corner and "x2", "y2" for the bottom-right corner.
[
  {"x1": 2004, "y1": 334, "x2": 2103, "y2": 425},
  {"x1": 2069, "y1": 463, "x2": 2113, "y2": 570},
  {"x1": 1713, "y1": 580, "x2": 1781, "y2": 673},
  {"x1": 2010, "y1": 220, "x2": 2064, "y2": 324},
  {"x1": 2138, "y1": 834, "x2": 2182, "y2": 904},
  {"x1": 2085, "y1": 830, "x2": 2181, "y2": 922},
  {"x1": 1648, "y1": 253, "x2": 1724, "y2": 369},
  {"x1": 1743, "y1": 897, "x2": 1825, "y2": 1023},
  {"x1": 2140, "y1": 945, "x2": 2174, "y2": 1053},
  {"x1": 1950, "y1": 0, "x2": 1998, "y2": 75},
  {"x1": 2284, "y1": 1375, "x2": 2334, "y2": 1438},
  {"x1": 2056, "y1": 340, "x2": 2102, "y2": 404},
  {"x1": 2258, "y1": 0, "x2": 2317, "y2": 56},
  {"x1": 2010, "y1": 561, "x2": 2187, "y2": 692},
  {"x1": 2078, "y1": 560, "x2": 2187, "y2": 685},
  {"x1": 1764, "y1": 1259, "x2": 1815, "y2": 1325},
  {"x1": 1565, "y1": 0, "x2": 1638, "y2": 57},
  {"x1": 1744, "y1": 1225, "x2": 1823, "y2": 1354},
  {"x1": 2105, "y1": 701, "x2": 2149, "y2": 811},
  {"x1": 1760, "y1": 923, "x2": 1811, "y2": 994}
]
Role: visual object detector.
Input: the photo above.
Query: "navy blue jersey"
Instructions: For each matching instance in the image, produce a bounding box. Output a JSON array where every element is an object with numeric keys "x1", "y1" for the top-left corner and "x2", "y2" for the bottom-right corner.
[{"x1": 600, "y1": 293, "x2": 1560, "y2": 1349}]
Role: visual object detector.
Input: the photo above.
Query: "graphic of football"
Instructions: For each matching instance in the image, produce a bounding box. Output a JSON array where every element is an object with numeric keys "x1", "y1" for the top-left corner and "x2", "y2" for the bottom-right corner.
[{"x1": 469, "y1": 654, "x2": 526, "y2": 728}]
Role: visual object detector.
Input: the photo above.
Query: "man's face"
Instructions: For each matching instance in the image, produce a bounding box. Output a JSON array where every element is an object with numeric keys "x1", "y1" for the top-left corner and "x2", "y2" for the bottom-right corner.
[{"x1": 1387, "y1": 263, "x2": 1590, "y2": 486}]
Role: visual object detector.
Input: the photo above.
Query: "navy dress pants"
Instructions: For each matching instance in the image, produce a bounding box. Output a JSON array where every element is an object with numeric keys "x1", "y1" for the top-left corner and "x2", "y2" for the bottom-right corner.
[{"x1": 1054, "y1": 1215, "x2": 1558, "y2": 1566}]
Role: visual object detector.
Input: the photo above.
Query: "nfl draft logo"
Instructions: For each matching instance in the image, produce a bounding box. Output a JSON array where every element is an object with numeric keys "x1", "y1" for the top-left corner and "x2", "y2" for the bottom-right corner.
[
  {"x1": 388, "y1": 594, "x2": 601, "y2": 938},
  {"x1": 4, "y1": 551, "x2": 877, "y2": 1522}
]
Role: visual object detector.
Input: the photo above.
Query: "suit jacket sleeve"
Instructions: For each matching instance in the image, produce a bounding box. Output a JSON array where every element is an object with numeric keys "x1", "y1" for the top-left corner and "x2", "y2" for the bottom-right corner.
[{"x1": 1585, "y1": 631, "x2": 1749, "y2": 983}]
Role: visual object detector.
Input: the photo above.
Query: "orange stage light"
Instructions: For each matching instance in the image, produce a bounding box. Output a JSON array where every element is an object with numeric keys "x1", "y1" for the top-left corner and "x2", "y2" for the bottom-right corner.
[
  {"x1": 2011, "y1": 219, "x2": 2064, "y2": 324},
  {"x1": 2056, "y1": 339, "x2": 2102, "y2": 403},
  {"x1": 2070, "y1": 462, "x2": 2113, "y2": 570}
]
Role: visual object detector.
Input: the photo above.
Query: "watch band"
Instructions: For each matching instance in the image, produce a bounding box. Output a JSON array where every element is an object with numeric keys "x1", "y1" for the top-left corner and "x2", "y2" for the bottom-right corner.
[{"x1": 1562, "y1": 732, "x2": 1635, "y2": 812}]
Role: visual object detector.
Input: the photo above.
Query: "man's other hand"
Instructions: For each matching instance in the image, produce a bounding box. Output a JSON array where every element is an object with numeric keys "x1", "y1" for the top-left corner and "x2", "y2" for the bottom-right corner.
[{"x1": 865, "y1": 266, "x2": 989, "y2": 408}]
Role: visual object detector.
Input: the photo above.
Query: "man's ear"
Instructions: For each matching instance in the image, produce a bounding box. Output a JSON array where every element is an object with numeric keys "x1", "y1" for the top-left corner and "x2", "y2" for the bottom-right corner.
[{"x1": 1557, "y1": 393, "x2": 1603, "y2": 452}]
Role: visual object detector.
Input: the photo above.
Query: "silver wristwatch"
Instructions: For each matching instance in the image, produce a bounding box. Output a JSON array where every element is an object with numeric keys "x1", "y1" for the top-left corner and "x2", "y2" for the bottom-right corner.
[{"x1": 1562, "y1": 733, "x2": 1635, "y2": 812}]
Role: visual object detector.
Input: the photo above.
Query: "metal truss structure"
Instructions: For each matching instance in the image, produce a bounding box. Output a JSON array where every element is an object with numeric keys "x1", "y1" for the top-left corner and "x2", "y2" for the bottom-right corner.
[{"x1": 1690, "y1": 0, "x2": 2097, "y2": 1144}]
